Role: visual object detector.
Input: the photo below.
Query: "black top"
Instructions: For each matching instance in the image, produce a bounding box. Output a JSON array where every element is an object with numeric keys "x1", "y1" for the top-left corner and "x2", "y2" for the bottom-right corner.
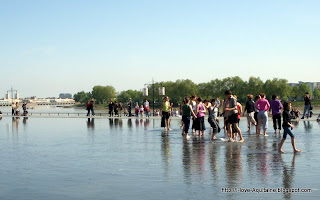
[
  {"x1": 244, "y1": 100, "x2": 255, "y2": 113},
  {"x1": 282, "y1": 109, "x2": 292, "y2": 127},
  {"x1": 304, "y1": 96, "x2": 311, "y2": 105},
  {"x1": 109, "y1": 102, "x2": 114, "y2": 110}
]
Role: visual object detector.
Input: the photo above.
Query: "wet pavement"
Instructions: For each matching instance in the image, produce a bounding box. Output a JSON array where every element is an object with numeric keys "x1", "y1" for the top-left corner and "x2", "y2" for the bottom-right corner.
[{"x1": 0, "y1": 117, "x2": 319, "y2": 200}]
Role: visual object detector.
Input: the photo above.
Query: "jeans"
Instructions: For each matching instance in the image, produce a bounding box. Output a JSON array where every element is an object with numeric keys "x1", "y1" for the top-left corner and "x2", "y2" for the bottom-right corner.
[
  {"x1": 90, "y1": 107, "x2": 95, "y2": 116},
  {"x1": 302, "y1": 105, "x2": 310, "y2": 118},
  {"x1": 258, "y1": 111, "x2": 268, "y2": 130},
  {"x1": 283, "y1": 126, "x2": 294, "y2": 139}
]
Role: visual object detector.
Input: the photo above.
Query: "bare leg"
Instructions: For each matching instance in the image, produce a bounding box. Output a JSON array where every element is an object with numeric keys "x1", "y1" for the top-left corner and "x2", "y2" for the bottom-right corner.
[
  {"x1": 291, "y1": 138, "x2": 301, "y2": 153},
  {"x1": 235, "y1": 124, "x2": 244, "y2": 142},
  {"x1": 278, "y1": 138, "x2": 286, "y2": 153}
]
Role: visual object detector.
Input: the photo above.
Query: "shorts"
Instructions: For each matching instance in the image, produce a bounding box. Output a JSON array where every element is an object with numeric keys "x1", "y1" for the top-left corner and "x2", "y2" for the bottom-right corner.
[
  {"x1": 283, "y1": 126, "x2": 294, "y2": 139},
  {"x1": 227, "y1": 113, "x2": 238, "y2": 124}
]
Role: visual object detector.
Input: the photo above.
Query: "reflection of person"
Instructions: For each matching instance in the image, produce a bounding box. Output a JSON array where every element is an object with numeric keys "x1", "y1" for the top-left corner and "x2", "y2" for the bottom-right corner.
[
  {"x1": 278, "y1": 102, "x2": 301, "y2": 153},
  {"x1": 301, "y1": 92, "x2": 311, "y2": 119},
  {"x1": 87, "y1": 118, "x2": 95, "y2": 129},
  {"x1": 280, "y1": 154, "x2": 297, "y2": 199}
]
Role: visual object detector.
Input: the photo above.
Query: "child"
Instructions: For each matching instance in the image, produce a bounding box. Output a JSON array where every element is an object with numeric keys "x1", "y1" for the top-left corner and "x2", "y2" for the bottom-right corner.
[
  {"x1": 278, "y1": 102, "x2": 301, "y2": 153},
  {"x1": 135, "y1": 103, "x2": 140, "y2": 117},
  {"x1": 139, "y1": 105, "x2": 144, "y2": 117}
]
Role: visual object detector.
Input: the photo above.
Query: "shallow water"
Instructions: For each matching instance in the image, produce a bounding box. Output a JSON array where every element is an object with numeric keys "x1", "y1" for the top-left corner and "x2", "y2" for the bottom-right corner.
[{"x1": 0, "y1": 117, "x2": 319, "y2": 200}]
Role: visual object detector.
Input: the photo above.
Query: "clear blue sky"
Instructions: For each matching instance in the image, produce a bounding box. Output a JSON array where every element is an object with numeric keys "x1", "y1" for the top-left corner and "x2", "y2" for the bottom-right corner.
[{"x1": 1, "y1": 0, "x2": 319, "y2": 98}]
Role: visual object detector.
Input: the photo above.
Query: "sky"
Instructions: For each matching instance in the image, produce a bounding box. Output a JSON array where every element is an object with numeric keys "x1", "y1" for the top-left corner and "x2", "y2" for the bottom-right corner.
[{"x1": 1, "y1": 0, "x2": 319, "y2": 98}]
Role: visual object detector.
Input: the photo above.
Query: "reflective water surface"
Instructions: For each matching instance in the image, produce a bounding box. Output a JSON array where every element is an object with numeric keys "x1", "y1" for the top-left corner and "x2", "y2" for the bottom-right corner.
[{"x1": 0, "y1": 117, "x2": 319, "y2": 200}]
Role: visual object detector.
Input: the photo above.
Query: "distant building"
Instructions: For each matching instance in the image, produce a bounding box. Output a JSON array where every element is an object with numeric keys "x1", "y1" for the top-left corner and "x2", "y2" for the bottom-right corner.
[{"x1": 59, "y1": 93, "x2": 72, "y2": 99}]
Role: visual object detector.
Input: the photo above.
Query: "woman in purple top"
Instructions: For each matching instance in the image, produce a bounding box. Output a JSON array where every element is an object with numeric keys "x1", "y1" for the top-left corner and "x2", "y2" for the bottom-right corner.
[
  {"x1": 270, "y1": 94, "x2": 283, "y2": 134},
  {"x1": 255, "y1": 93, "x2": 270, "y2": 136}
]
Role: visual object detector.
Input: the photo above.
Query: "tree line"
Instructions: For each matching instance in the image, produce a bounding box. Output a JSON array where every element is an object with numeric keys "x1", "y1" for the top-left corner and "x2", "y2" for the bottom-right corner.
[{"x1": 74, "y1": 76, "x2": 320, "y2": 106}]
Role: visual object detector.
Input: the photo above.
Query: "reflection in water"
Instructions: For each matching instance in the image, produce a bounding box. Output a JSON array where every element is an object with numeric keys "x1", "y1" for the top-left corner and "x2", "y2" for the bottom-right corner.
[
  {"x1": 109, "y1": 118, "x2": 114, "y2": 128},
  {"x1": 87, "y1": 118, "x2": 95, "y2": 130},
  {"x1": 191, "y1": 138, "x2": 206, "y2": 179},
  {"x1": 23, "y1": 117, "x2": 28, "y2": 125},
  {"x1": 182, "y1": 139, "x2": 191, "y2": 184},
  {"x1": 281, "y1": 154, "x2": 297, "y2": 199},
  {"x1": 127, "y1": 119, "x2": 132, "y2": 129},
  {"x1": 225, "y1": 144, "x2": 242, "y2": 188},
  {"x1": 161, "y1": 132, "x2": 170, "y2": 179},
  {"x1": 208, "y1": 143, "x2": 220, "y2": 182},
  {"x1": 303, "y1": 121, "x2": 312, "y2": 132},
  {"x1": 12, "y1": 117, "x2": 20, "y2": 133}
]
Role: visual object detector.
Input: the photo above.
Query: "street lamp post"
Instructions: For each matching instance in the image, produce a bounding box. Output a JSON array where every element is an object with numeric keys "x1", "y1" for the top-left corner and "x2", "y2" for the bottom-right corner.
[{"x1": 143, "y1": 78, "x2": 165, "y2": 116}]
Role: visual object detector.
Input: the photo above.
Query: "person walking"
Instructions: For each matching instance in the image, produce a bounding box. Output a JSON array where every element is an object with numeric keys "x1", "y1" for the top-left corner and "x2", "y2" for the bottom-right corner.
[
  {"x1": 86, "y1": 100, "x2": 91, "y2": 116},
  {"x1": 127, "y1": 98, "x2": 132, "y2": 117},
  {"x1": 278, "y1": 101, "x2": 301, "y2": 153},
  {"x1": 114, "y1": 101, "x2": 119, "y2": 116},
  {"x1": 12, "y1": 102, "x2": 16, "y2": 116},
  {"x1": 270, "y1": 94, "x2": 283, "y2": 134},
  {"x1": 301, "y1": 92, "x2": 311, "y2": 119},
  {"x1": 109, "y1": 99, "x2": 114, "y2": 117},
  {"x1": 243, "y1": 94, "x2": 257, "y2": 132},
  {"x1": 144, "y1": 99, "x2": 150, "y2": 118},
  {"x1": 118, "y1": 101, "x2": 123, "y2": 117},
  {"x1": 255, "y1": 93, "x2": 270, "y2": 136},
  {"x1": 90, "y1": 98, "x2": 95, "y2": 116}
]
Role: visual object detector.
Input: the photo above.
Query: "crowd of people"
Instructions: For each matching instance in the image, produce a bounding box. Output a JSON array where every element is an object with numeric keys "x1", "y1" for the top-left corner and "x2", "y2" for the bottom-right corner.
[{"x1": 156, "y1": 90, "x2": 304, "y2": 153}]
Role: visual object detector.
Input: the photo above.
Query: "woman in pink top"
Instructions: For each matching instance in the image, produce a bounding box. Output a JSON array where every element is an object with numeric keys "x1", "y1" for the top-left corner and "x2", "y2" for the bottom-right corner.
[{"x1": 255, "y1": 93, "x2": 270, "y2": 136}]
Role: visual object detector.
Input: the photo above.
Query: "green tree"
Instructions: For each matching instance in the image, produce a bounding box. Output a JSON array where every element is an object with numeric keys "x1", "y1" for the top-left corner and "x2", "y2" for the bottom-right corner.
[
  {"x1": 263, "y1": 78, "x2": 291, "y2": 101},
  {"x1": 92, "y1": 85, "x2": 117, "y2": 104},
  {"x1": 73, "y1": 91, "x2": 91, "y2": 103},
  {"x1": 117, "y1": 90, "x2": 143, "y2": 105},
  {"x1": 244, "y1": 77, "x2": 264, "y2": 97},
  {"x1": 298, "y1": 83, "x2": 312, "y2": 98},
  {"x1": 314, "y1": 89, "x2": 320, "y2": 100}
]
